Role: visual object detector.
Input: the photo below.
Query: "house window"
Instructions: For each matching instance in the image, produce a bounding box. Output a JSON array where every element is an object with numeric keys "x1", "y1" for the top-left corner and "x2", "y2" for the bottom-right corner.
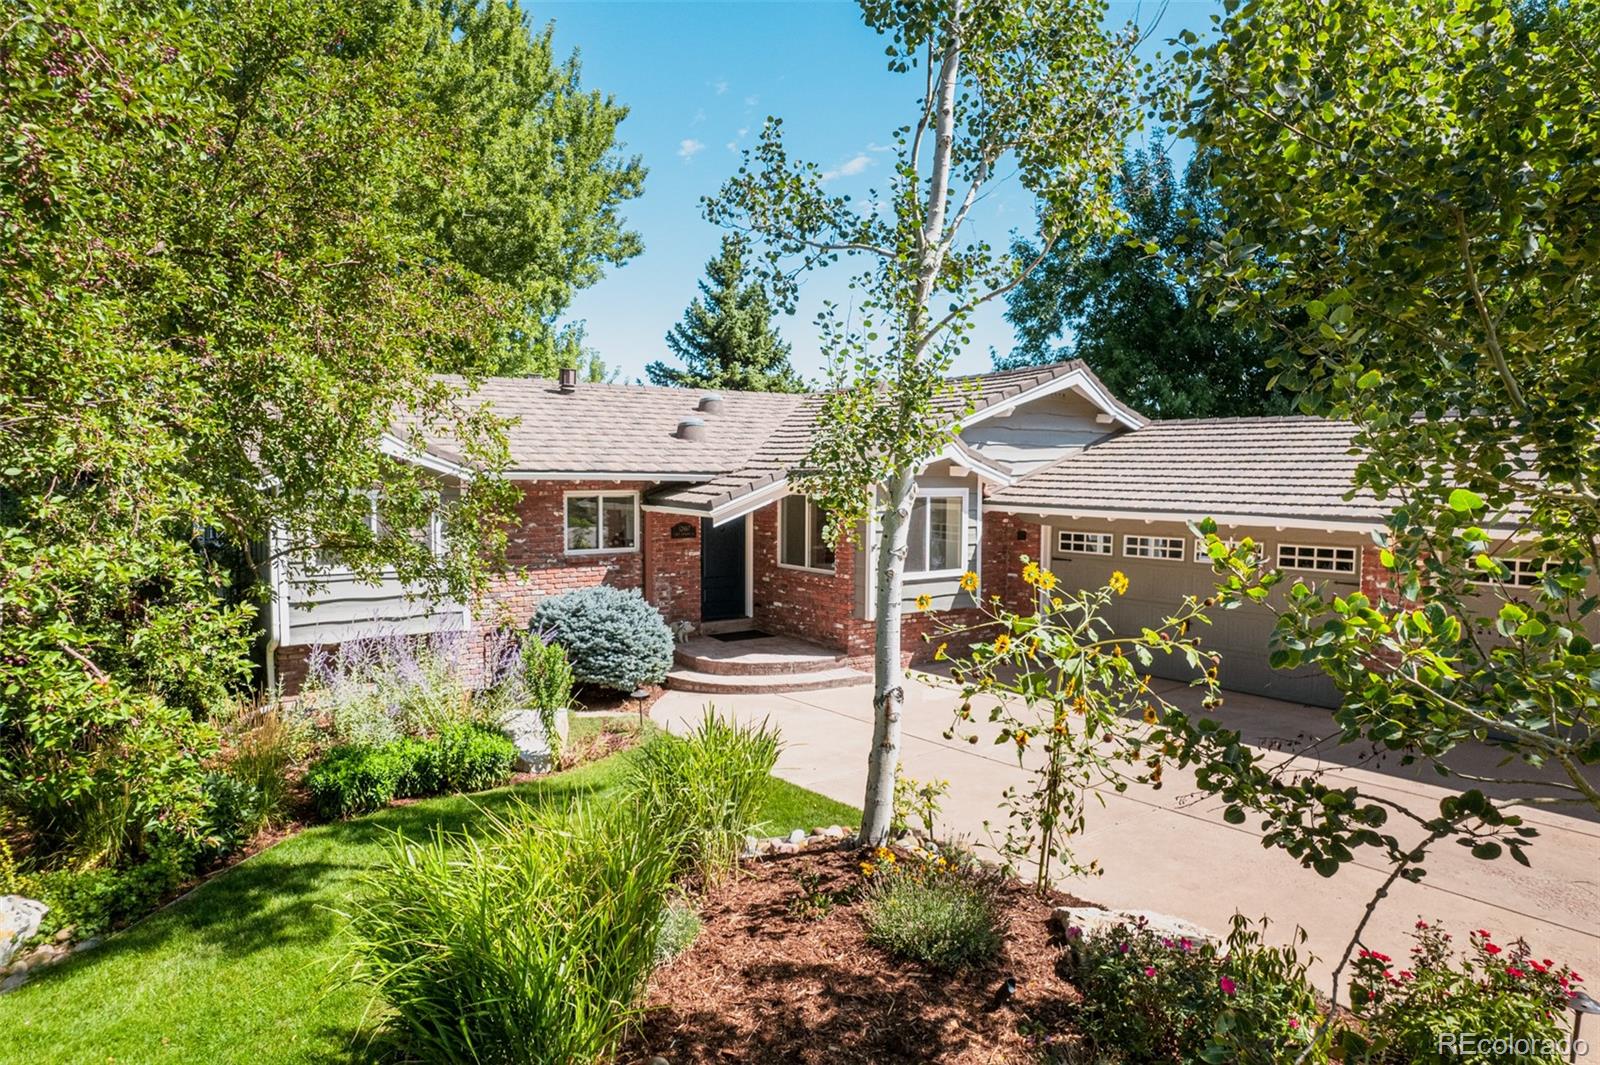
[
  {"x1": 1470, "y1": 556, "x2": 1544, "y2": 588},
  {"x1": 1123, "y1": 535, "x2": 1185, "y2": 560},
  {"x1": 779, "y1": 495, "x2": 835, "y2": 572},
  {"x1": 1058, "y1": 530, "x2": 1113, "y2": 555},
  {"x1": 1277, "y1": 543, "x2": 1357, "y2": 574},
  {"x1": 565, "y1": 492, "x2": 638, "y2": 553},
  {"x1": 906, "y1": 490, "x2": 967, "y2": 576}
]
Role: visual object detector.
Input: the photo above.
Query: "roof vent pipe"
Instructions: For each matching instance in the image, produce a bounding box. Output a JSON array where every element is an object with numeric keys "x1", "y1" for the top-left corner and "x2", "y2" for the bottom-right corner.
[
  {"x1": 676, "y1": 417, "x2": 707, "y2": 442},
  {"x1": 696, "y1": 393, "x2": 725, "y2": 415},
  {"x1": 558, "y1": 367, "x2": 577, "y2": 394}
]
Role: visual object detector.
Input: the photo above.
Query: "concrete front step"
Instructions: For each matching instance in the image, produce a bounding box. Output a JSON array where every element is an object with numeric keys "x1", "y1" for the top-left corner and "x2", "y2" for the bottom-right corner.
[
  {"x1": 665, "y1": 665, "x2": 870, "y2": 694},
  {"x1": 672, "y1": 634, "x2": 853, "y2": 676}
]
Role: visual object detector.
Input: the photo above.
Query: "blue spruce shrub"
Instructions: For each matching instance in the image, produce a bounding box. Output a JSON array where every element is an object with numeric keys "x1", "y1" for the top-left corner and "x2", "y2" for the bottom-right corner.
[{"x1": 531, "y1": 587, "x2": 675, "y2": 693}]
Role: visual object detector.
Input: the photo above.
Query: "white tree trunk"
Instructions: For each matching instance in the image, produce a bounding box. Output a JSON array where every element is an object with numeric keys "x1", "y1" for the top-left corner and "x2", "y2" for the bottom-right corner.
[{"x1": 860, "y1": 468, "x2": 917, "y2": 844}]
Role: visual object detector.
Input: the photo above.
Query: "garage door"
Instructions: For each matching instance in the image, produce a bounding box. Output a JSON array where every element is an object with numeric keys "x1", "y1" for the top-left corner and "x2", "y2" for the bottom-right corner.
[{"x1": 1045, "y1": 531, "x2": 1350, "y2": 708}]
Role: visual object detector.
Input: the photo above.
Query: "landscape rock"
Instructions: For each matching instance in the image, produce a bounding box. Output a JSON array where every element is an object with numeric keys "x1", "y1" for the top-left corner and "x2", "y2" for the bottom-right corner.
[
  {"x1": 498, "y1": 707, "x2": 570, "y2": 772},
  {"x1": 820, "y1": 825, "x2": 847, "y2": 839},
  {"x1": 0, "y1": 896, "x2": 48, "y2": 969},
  {"x1": 1052, "y1": 906, "x2": 1218, "y2": 946},
  {"x1": 0, "y1": 970, "x2": 28, "y2": 993},
  {"x1": 787, "y1": 828, "x2": 808, "y2": 845},
  {"x1": 771, "y1": 842, "x2": 799, "y2": 855}
]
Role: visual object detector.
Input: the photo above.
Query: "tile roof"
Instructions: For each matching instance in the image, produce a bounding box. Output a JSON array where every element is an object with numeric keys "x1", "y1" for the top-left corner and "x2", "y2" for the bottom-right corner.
[
  {"x1": 988, "y1": 416, "x2": 1384, "y2": 524},
  {"x1": 938, "y1": 361, "x2": 1146, "y2": 427},
  {"x1": 417, "y1": 376, "x2": 803, "y2": 476}
]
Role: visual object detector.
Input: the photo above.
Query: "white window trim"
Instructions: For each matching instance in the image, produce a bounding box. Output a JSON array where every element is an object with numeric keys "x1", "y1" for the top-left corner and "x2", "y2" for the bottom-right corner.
[
  {"x1": 1277, "y1": 542, "x2": 1358, "y2": 575},
  {"x1": 563, "y1": 490, "x2": 640, "y2": 555},
  {"x1": 776, "y1": 495, "x2": 836, "y2": 573},
  {"x1": 1123, "y1": 534, "x2": 1186, "y2": 561},
  {"x1": 1058, "y1": 529, "x2": 1113, "y2": 555},
  {"x1": 905, "y1": 487, "x2": 971, "y2": 579}
]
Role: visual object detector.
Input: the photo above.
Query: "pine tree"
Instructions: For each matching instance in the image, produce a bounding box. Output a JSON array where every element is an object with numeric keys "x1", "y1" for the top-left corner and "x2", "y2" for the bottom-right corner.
[{"x1": 646, "y1": 235, "x2": 805, "y2": 392}]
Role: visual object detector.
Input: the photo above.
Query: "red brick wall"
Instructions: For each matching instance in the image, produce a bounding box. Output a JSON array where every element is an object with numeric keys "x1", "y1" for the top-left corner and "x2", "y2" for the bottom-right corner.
[
  {"x1": 751, "y1": 504, "x2": 864, "y2": 652},
  {"x1": 644, "y1": 511, "x2": 702, "y2": 627}
]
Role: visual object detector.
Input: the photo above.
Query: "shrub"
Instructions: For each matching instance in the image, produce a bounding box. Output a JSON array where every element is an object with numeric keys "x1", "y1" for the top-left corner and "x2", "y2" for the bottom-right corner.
[
  {"x1": 861, "y1": 860, "x2": 1003, "y2": 971},
  {"x1": 1064, "y1": 915, "x2": 1328, "y2": 1064},
  {"x1": 304, "y1": 745, "x2": 408, "y2": 820},
  {"x1": 522, "y1": 631, "x2": 575, "y2": 714},
  {"x1": 1346, "y1": 922, "x2": 1579, "y2": 1064},
  {"x1": 629, "y1": 711, "x2": 780, "y2": 882},
  {"x1": 302, "y1": 631, "x2": 485, "y2": 748},
  {"x1": 348, "y1": 800, "x2": 679, "y2": 1065},
  {"x1": 29, "y1": 852, "x2": 187, "y2": 939},
  {"x1": 424, "y1": 724, "x2": 518, "y2": 794},
  {"x1": 305, "y1": 727, "x2": 517, "y2": 820},
  {"x1": 654, "y1": 895, "x2": 702, "y2": 966},
  {"x1": 530, "y1": 586, "x2": 674, "y2": 692}
]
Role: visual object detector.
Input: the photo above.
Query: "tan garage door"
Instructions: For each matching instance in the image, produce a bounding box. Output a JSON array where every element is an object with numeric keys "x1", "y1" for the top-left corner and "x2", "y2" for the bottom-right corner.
[{"x1": 1045, "y1": 528, "x2": 1351, "y2": 709}]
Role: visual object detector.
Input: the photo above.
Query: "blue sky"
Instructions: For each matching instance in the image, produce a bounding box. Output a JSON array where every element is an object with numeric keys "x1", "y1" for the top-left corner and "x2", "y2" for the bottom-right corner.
[{"x1": 540, "y1": 0, "x2": 1219, "y2": 384}]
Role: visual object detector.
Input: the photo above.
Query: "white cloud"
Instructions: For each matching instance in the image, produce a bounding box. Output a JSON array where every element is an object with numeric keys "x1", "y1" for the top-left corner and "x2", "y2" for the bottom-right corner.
[
  {"x1": 691, "y1": 108, "x2": 707, "y2": 126},
  {"x1": 677, "y1": 138, "x2": 706, "y2": 160},
  {"x1": 866, "y1": 141, "x2": 894, "y2": 153},
  {"x1": 743, "y1": 94, "x2": 760, "y2": 108},
  {"x1": 821, "y1": 153, "x2": 874, "y2": 183},
  {"x1": 712, "y1": 79, "x2": 729, "y2": 95}
]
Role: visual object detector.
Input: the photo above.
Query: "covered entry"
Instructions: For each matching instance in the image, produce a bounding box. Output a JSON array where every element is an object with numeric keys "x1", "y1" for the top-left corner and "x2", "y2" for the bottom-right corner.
[{"x1": 700, "y1": 515, "x2": 748, "y2": 622}]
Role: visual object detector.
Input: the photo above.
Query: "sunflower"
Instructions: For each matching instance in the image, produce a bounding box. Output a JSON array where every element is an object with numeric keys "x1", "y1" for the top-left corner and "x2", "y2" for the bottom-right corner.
[
  {"x1": 915, "y1": 593, "x2": 932, "y2": 611},
  {"x1": 1037, "y1": 569, "x2": 1058, "y2": 592},
  {"x1": 959, "y1": 570, "x2": 979, "y2": 592},
  {"x1": 992, "y1": 633, "x2": 1013, "y2": 655},
  {"x1": 1142, "y1": 704, "x2": 1159, "y2": 725},
  {"x1": 1109, "y1": 570, "x2": 1130, "y2": 595}
]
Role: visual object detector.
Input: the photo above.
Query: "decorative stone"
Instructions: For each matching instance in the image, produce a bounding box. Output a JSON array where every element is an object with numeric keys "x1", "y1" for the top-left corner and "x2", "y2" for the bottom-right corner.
[
  {"x1": 771, "y1": 842, "x2": 799, "y2": 855},
  {"x1": 1052, "y1": 906, "x2": 1218, "y2": 946},
  {"x1": 0, "y1": 896, "x2": 47, "y2": 969},
  {"x1": 787, "y1": 828, "x2": 808, "y2": 845},
  {"x1": 742, "y1": 835, "x2": 759, "y2": 858},
  {"x1": 821, "y1": 825, "x2": 847, "y2": 839},
  {"x1": 498, "y1": 707, "x2": 570, "y2": 772},
  {"x1": 53, "y1": 927, "x2": 72, "y2": 944},
  {"x1": 74, "y1": 937, "x2": 101, "y2": 954},
  {"x1": 0, "y1": 971, "x2": 28, "y2": 994}
]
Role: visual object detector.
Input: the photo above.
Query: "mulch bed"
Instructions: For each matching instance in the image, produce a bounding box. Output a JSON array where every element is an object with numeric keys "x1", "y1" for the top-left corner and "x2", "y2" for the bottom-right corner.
[{"x1": 624, "y1": 847, "x2": 1094, "y2": 1064}]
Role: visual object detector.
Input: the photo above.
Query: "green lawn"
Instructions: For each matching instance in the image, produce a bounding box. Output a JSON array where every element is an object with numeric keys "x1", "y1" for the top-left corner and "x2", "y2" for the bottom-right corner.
[{"x1": 0, "y1": 745, "x2": 857, "y2": 1065}]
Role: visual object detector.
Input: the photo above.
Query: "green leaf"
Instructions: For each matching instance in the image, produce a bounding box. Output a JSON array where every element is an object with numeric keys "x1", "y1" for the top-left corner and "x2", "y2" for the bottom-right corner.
[{"x1": 1448, "y1": 488, "x2": 1486, "y2": 512}]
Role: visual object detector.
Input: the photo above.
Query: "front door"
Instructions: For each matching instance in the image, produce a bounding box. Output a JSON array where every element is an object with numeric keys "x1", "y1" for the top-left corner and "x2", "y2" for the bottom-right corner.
[{"x1": 700, "y1": 516, "x2": 747, "y2": 622}]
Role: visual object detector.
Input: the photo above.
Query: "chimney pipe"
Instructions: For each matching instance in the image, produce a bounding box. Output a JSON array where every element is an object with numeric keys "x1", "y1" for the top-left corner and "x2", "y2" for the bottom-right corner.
[
  {"x1": 675, "y1": 417, "x2": 707, "y2": 442},
  {"x1": 558, "y1": 367, "x2": 577, "y2": 394},
  {"x1": 696, "y1": 393, "x2": 725, "y2": 415}
]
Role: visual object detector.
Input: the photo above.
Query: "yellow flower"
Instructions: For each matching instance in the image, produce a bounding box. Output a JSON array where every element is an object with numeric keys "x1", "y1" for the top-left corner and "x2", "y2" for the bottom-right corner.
[
  {"x1": 993, "y1": 633, "x2": 1012, "y2": 655},
  {"x1": 1109, "y1": 570, "x2": 1129, "y2": 595},
  {"x1": 860, "y1": 861, "x2": 876, "y2": 876},
  {"x1": 1014, "y1": 729, "x2": 1030, "y2": 750},
  {"x1": 1051, "y1": 596, "x2": 1064, "y2": 610},
  {"x1": 1022, "y1": 561, "x2": 1041, "y2": 586},
  {"x1": 1027, "y1": 636, "x2": 1041, "y2": 658},
  {"x1": 934, "y1": 641, "x2": 949, "y2": 661},
  {"x1": 1142, "y1": 704, "x2": 1159, "y2": 725},
  {"x1": 875, "y1": 846, "x2": 896, "y2": 863},
  {"x1": 915, "y1": 593, "x2": 932, "y2": 611},
  {"x1": 1037, "y1": 569, "x2": 1058, "y2": 592},
  {"x1": 959, "y1": 570, "x2": 979, "y2": 593}
]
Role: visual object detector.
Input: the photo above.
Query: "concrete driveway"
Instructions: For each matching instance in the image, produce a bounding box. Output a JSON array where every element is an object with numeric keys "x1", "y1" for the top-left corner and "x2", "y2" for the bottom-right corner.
[{"x1": 653, "y1": 674, "x2": 1600, "y2": 997}]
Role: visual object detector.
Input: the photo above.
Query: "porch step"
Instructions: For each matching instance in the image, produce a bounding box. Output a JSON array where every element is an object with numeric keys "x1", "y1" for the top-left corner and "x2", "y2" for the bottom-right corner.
[
  {"x1": 673, "y1": 634, "x2": 853, "y2": 676},
  {"x1": 665, "y1": 665, "x2": 870, "y2": 695}
]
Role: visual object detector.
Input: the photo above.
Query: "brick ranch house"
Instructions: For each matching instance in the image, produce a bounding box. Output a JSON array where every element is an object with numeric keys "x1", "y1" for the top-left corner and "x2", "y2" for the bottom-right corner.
[{"x1": 264, "y1": 360, "x2": 1429, "y2": 707}]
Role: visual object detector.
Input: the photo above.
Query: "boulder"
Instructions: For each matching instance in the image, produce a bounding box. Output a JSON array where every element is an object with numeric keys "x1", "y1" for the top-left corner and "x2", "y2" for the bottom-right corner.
[
  {"x1": 1051, "y1": 906, "x2": 1218, "y2": 947},
  {"x1": 0, "y1": 896, "x2": 47, "y2": 969},
  {"x1": 787, "y1": 828, "x2": 808, "y2": 845},
  {"x1": 498, "y1": 707, "x2": 570, "y2": 772}
]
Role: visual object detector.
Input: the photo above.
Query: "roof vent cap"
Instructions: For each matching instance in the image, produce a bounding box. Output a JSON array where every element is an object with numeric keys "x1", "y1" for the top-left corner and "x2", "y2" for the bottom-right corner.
[
  {"x1": 696, "y1": 393, "x2": 725, "y2": 415},
  {"x1": 557, "y1": 367, "x2": 577, "y2": 394},
  {"x1": 676, "y1": 417, "x2": 707, "y2": 442}
]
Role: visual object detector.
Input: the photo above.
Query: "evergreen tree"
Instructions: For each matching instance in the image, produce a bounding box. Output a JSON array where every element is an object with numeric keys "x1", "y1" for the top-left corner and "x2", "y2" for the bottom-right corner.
[
  {"x1": 646, "y1": 235, "x2": 805, "y2": 392},
  {"x1": 999, "y1": 148, "x2": 1288, "y2": 418}
]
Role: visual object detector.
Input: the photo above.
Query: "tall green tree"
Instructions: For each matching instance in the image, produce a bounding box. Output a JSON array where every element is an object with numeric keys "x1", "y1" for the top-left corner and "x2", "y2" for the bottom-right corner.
[
  {"x1": 416, "y1": 0, "x2": 645, "y2": 376},
  {"x1": 1150, "y1": 0, "x2": 1600, "y2": 1006},
  {"x1": 999, "y1": 148, "x2": 1288, "y2": 418},
  {"x1": 708, "y1": 0, "x2": 1143, "y2": 844},
  {"x1": 646, "y1": 235, "x2": 805, "y2": 392},
  {"x1": 0, "y1": 0, "x2": 638, "y2": 864}
]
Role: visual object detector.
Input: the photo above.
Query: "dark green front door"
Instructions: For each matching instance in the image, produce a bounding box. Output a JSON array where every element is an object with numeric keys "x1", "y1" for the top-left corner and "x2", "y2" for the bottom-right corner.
[{"x1": 701, "y1": 516, "x2": 747, "y2": 621}]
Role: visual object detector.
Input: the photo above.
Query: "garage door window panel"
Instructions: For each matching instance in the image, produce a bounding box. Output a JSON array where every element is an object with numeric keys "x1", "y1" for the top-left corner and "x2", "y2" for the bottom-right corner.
[
  {"x1": 1277, "y1": 543, "x2": 1356, "y2": 574},
  {"x1": 1058, "y1": 530, "x2": 1113, "y2": 555},
  {"x1": 1123, "y1": 535, "x2": 1185, "y2": 560}
]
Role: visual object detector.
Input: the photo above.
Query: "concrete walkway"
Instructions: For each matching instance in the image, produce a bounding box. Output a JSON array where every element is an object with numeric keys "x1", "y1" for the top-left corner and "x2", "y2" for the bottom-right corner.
[{"x1": 654, "y1": 674, "x2": 1600, "y2": 997}]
